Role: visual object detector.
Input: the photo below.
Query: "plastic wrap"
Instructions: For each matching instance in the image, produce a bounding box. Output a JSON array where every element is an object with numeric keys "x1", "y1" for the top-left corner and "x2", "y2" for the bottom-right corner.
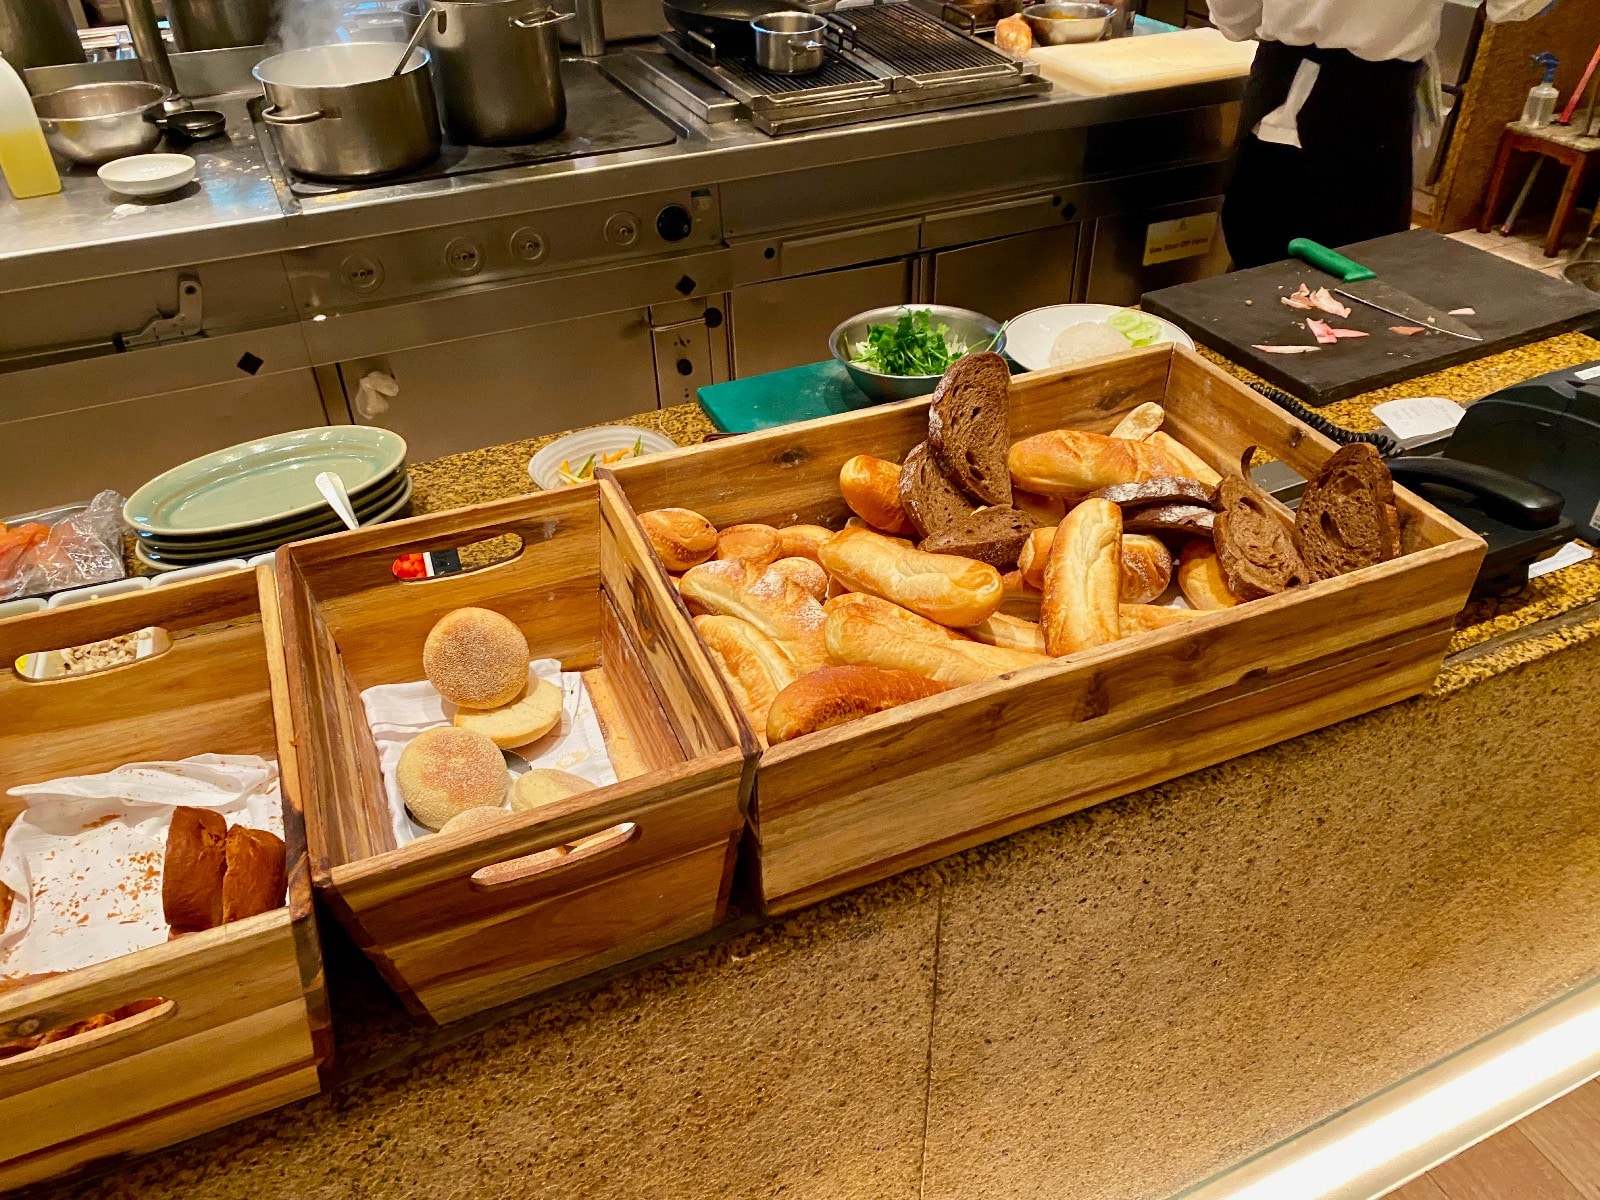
[{"x1": 0, "y1": 490, "x2": 127, "y2": 601}]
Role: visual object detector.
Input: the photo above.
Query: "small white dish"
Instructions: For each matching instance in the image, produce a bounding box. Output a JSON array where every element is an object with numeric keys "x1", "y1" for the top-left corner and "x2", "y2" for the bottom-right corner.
[
  {"x1": 46, "y1": 576, "x2": 153, "y2": 608},
  {"x1": 528, "y1": 427, "x2": 678, "y2": 490},
  {"x1": 149, "y1": 558, "x2": 251, "y2": 585},
  {"x1": 97, "y1": 153, "x2": 197, "y2": 198},
  {"x1": 1006, "y1": 303, "x2": 1195, "y2": 373}
]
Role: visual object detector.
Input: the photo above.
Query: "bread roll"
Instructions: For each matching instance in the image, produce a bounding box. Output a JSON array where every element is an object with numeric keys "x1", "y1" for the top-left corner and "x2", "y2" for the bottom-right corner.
[
  {"x1": 453, "y1": 676, "x2": 564, "y2": 748},
  {"x1": 1149, "y1": 432, "x2": 1222, "y2": 488},
  {"x1": 1041, "y1": 498, "x2": 1123, "y2": 656},
  {"x1": 1007, "y1": 429, "x2": 1185, "y2": 498},
  {"x1": 818, "y1": 526, "x2": 1004, "y2": 628},
  {"x1": 1178, "y1": 540, "x2": 1242, "y2": 609},
  {"x1": 695, "y1": 614, "x2": 798, "y2": 731},
  {"x1": 1120, "y1": 534, "x2": 1173, "y2": 605},
  {"x1": 825, "y1": 599, "x2": 1045, "y2": 688},
  {"x1": 766, "y1": 556, "x2": 828, "y2": 602},
  {"x1": 1118, "y1": 604, "x2": 1205, "y2": 636},
  {"x1": 439, "y1": 806, "x2": 514, "y2": 836},
  {"x1": 839, "y1": 455, "x2": 916, "y2": 535},
  {"x1": 679, "y1": 559, "x2": 829, "y2": 674},
  {"x1": 1017, "y1": 527, "x2": 1053, "y2": 589},
  {"x1": 1110, "y1": 402, "x2": 1165, "y2": 441},
  {"x1": 777, "y1": 524, "x2": 833, "y2": 564},
  {"x1": 1012, "y1": 490, "x2": 1067, "y2": 527},
  {"x1": 716, "y1": 523, "x2": 782, "y2": 573},
  {"x1": 424, "y1": 608, "x2": 529, "y2": 709},
  {"x1": 511, "y1": 769, "x2": 597, "y2": 813},
  {"x1": 221, "y1": 826, "x2": 286, "y2": 923},
  {"x1": 962, "y1": 612, "x2": 1046, "y2": 654},
  {"x1": 823, "y1": 591, "x2": 966, "y2": 644},
  {"x1": 162, "y1": 806, "x2": 226, "y2": 932},
  {"x1": 767, "y1": 666, "x2": 947, "y2": 744},
  {"x1": 1000, "y1": 569, "x2": 1042, "y2": 620},
  {"x1": 397, "y1": 726, "x2": 509, "y2": 830},
  {"x1": 639, "y1": 508, "x2": 717, "y2": 571}
]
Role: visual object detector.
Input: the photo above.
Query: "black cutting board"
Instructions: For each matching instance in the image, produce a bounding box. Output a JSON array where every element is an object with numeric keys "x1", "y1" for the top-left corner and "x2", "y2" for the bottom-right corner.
[{"x1": 1141, "y1": 229, "x2": 1600, "y2": 406}]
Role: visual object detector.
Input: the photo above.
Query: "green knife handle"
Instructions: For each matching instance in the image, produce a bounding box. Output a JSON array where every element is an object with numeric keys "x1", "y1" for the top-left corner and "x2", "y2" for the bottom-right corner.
[{"x1": 1287, "y1": 238, "x2": 1378, "y2": 283}]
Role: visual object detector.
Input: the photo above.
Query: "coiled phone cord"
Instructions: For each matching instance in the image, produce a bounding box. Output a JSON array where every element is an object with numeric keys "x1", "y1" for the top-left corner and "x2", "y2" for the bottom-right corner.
[{"x1": 1248, "y1": 381, "x2": 1401, "y2": 458}]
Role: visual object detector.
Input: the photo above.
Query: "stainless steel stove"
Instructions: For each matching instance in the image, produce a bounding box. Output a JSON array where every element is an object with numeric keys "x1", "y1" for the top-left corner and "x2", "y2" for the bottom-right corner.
[{"x1": 626, "y1": 0, "x2": 1047, "y2": 135}]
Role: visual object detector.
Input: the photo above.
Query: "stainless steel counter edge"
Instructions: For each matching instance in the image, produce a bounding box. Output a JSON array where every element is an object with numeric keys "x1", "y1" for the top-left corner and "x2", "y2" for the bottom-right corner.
[{"x1": 0, "y1": 60, "x2": 1244, "y2": 293}]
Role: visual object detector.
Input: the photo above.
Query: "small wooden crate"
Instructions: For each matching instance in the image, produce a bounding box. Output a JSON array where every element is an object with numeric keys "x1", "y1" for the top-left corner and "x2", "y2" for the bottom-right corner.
[
  {"x1": 607, "y1": 345, "x2": 1487, "y2": 914},
  {"x1": 0, "y1": 569, "x2": 330, "y2": 1192},
  {"x1": 274, "y1": 484, "x2": 750, "y2": 1024}
]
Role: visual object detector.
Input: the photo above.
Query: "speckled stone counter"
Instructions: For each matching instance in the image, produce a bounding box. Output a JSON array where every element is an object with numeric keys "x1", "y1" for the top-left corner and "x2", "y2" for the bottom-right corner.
[{"x1": 29, "y1": 335, "x2": 1600, "y2": 1200}]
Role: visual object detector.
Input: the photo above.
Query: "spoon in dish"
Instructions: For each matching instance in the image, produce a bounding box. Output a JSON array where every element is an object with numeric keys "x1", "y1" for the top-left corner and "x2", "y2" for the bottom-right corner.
[{"x1": 316, "y1": 471, "x2": 360, "y2": 531}]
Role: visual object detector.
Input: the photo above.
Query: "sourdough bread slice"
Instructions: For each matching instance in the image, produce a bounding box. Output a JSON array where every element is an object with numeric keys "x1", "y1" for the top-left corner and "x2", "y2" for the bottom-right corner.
[
  {"x1": 1293, "y1": 443, "x2": 1402, "y2": 581},
  {"x1": 899, "y1": 441, "x2": 978, "y2": 538},
  {"x1": 928, "y1": 351, "x2": 1013, "y2": 507},
  {"x1": 1213, "y1": 476, "x2": 1308, "y2": 599},
  {"x1": 919, "y1": 506, "x2": 1038, "y2": 568}
]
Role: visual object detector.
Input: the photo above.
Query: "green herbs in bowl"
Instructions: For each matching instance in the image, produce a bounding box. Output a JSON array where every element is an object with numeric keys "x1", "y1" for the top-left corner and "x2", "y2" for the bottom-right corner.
[
  {"x1": 831, "y1": 305, "x2": 1006, "y2": 403},
  {"x1": 851, "y1": 309, "x2": 969, "y2": 377}
]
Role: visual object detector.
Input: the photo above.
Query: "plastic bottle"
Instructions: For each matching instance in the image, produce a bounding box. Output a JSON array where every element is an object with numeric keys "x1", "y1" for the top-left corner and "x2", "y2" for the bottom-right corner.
[
  {"x1": 1522, "y1": 53, "x2": 1560, "y2": 127},
  {"x1": 0, "y1": 52, "x2": 61, "y2": 200}
]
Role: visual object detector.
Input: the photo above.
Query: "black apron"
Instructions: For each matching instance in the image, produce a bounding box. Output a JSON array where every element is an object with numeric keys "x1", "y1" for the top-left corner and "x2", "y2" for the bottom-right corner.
[{"x1": 1220, "y1": 40, "x2": 1424, "y2": 269}]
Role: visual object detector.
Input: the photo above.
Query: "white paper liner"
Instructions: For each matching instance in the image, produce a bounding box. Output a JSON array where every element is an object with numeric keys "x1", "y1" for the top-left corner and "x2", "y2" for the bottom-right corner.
[
  {"x1": 0, "y1": 755, "x2": 285, "y2": 981},
  {"x1": 361, "y1": 659, "x2": 617, "y2": 847}
]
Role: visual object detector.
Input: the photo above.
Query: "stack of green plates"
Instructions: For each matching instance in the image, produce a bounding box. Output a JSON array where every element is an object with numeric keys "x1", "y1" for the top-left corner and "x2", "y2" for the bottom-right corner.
[{"x1": 125, "y1": 427, "x2": 410, "y2": 571}]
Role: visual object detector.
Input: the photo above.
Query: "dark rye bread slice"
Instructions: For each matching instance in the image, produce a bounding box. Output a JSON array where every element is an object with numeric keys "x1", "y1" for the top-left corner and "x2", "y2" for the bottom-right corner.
[
  {"x1": 1123, "y1": 504, "x2": 1215, "y2": 537},
  {"x1": 919, "y1": 505, "x2": 1037, "y2": 568},
  {"x1": 927, "y1": 351, "x2": 1013, "y2": 507},
  {"x1": 1093, "y1": 478, "x2": 1218, "y2": 509},
  {"x1": 1213, "y1": 475, "x2": 1309, "y2": 599},
  {"x1": 899, "y1": 441, "x2": 978, "y2": 538},
  {"x1": 1294, "y1": 443, "x2": 1402, "y2": 581}
]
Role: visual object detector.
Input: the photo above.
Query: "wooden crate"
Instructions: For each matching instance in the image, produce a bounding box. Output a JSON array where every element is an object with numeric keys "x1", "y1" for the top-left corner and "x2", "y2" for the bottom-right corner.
[
  {"x1": 0, "y1": 569, "x2": 330, "y2": 1192},
  {"x1": 607, "y1": 345, "x2": 1487, "y2": 914},
  {"x1": 274, "y1": 484, "x2": 750, "y2": 1024}
]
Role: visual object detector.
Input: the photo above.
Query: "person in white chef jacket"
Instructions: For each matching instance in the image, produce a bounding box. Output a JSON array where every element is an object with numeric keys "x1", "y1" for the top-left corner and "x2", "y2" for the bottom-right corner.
[{"x1": 1207, "y1": 0, "x2": 1562, "y2": 268}]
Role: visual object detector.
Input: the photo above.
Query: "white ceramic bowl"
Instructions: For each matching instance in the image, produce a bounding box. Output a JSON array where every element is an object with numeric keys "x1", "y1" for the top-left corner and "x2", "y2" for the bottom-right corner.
[
  {"x1": 528, "y1": 427, "x2": 678, "y2": 490},
  {"x1": 1005, "y1": 303, "x2": 1195, "y2": 373},
  {"x1": 98, "y1": 152, "x2": 197, "y2": 198}
]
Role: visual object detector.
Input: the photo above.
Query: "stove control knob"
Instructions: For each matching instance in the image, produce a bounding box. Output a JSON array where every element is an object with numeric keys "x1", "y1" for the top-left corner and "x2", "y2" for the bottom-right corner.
[
  {"x1": 510, "y1": 228, "x2": 546, "y2": 263},
  {"x1": 656, "y1": 204, "x2": 693, "y2": 243},
  {"x1": 605, "y1": 212, "x2": 641, "y2": 247},
  {"x1": 340, "y1": 254, "x2": 383, "y2": 294},
  {"x1": 445, "y1": 238, "x2": 484, "y2": 276}
]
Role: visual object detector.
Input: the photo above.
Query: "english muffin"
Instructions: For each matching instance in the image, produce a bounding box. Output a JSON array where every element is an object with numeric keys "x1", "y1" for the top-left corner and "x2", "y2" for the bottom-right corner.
[
  {"x1": 423, "y1": 607, "x2": 529, "y2": 709},
  {"x1": 510, "y1": 768, "x2": 597, "y2": 813},
  {"x1": 397, "y1": 726, "x2": 509, "y2": 830},
  {"x1": 452, "y1": 675, "x2": 564, "y2": 748}
]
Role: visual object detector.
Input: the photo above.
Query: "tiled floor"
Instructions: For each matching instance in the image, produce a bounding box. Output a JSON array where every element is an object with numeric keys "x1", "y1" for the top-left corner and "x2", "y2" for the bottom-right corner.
[
  {"x1": 1385, "y1": 1079, "x2": 1600, "y2": 1200},
  {"x1": 1447, "y1": 223, "x2": 1596, "y2": 282}
]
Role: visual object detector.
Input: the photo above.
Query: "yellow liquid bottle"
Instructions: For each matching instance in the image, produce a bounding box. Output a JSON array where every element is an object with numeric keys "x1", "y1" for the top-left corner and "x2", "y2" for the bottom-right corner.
[{"x1": 0, "y1": 54, "x2": 61, "y2": 201}]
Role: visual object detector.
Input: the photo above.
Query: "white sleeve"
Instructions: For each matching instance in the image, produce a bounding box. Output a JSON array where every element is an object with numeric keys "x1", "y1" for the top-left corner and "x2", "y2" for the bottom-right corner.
[
  {"x1": 1485, "y1": 0, "x2": 1557, "y2": 19},
  {"x1": 1206, "y1": 0, "x2": 1265, "y2": 41}
]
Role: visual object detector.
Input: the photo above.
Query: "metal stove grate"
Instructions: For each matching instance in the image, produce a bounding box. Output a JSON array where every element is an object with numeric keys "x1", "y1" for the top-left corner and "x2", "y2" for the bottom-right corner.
[
  {"x1": 829, "y1": 3, "x2": 1005, "y2": 75},
  {"x1": 720, "y1": 53, "x2": 875, "y2": 93}
]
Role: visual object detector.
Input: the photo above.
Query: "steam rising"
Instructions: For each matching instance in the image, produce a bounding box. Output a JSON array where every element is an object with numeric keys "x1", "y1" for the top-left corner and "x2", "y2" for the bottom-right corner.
[{"x1": 272, "y1": 0, "x2": 416, "y2": 52}]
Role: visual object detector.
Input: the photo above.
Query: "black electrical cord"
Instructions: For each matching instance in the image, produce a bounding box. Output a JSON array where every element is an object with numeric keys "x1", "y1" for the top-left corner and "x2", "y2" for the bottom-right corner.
[{"x1": 1247, "y1": 381, "x2": 1402, "y2": 458}]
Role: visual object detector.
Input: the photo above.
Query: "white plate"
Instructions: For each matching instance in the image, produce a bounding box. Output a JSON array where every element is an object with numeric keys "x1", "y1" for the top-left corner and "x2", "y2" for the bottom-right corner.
[
  {"x1": 1005, "y1": 304, "x2": 1195, "y2": 373},
  {"x1": 528, "y1": 427, "x2": 678, "y2": 490},
  {"x1": 98, "y1": 153, "x2": 197, "y2": 198}
]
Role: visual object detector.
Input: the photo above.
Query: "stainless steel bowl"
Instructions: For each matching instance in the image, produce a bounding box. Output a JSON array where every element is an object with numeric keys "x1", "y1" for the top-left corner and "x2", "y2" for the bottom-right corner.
[
  {"x1": 32, "y1": 81, "x2": 167, "y2": 166},
  {"x1": 1021, "y1": 1, "x2": 1111, "y2": 44},
  {"x1": 831, "y1": 305, "x2": 1007, "y2": 404}
]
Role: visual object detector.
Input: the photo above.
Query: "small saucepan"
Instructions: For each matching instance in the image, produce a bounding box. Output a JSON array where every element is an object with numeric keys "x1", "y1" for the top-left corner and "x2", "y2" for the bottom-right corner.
[
  {"x1": 751, "y1": 10, "x2": 826, "y2": 73},
  {"x1": 661, "y1": 0, "x2": 806, "y2": 56}
]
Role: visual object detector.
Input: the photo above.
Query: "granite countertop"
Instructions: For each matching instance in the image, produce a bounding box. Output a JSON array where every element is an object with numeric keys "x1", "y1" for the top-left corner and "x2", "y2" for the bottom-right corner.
[{"x1": 409, "y1": 332, "x2": 1600, "y2": 696}]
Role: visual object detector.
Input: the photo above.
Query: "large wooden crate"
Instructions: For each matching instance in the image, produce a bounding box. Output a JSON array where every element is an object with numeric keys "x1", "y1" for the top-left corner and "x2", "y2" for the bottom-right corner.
[
  {"x1": 607, "y1": 345, "x2": 1487, "y2": 914},
  {"x1": 0, "y1": 569, "x2": 330, "y2": 1191},
  {"x1": 274, "y1": 484, "x2": 750, "y2": 1024}
]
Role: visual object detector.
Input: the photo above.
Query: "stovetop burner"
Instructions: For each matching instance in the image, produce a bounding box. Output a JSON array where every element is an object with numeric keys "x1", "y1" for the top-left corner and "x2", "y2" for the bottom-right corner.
[{"x1": 257, "y1": 60, "x2": 677, "y2": 198}]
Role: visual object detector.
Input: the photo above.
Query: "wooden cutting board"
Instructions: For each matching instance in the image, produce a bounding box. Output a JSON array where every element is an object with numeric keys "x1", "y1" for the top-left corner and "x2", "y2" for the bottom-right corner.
[
  {"x1": 1027, "y1": 28, "x2": 1256, "y2": 95},
  {"x1": 1142, "y1": 230, "x2": 1600, "y2": 406}
]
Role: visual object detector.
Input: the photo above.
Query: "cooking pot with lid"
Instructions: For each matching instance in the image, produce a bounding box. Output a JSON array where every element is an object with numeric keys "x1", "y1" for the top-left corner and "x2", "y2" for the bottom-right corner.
[{"x1": 253, "y1": 42, "x2": 441, "y2": 181}]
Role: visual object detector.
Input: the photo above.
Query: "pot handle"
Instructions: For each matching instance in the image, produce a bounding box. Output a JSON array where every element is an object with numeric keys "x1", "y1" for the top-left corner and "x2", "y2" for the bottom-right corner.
[
  {"x1": 262, "y1": 105, "x2": 325, "y2": 126},
  {"x1": 510, "y1": 8, "x2": 575, "y2": 27}
]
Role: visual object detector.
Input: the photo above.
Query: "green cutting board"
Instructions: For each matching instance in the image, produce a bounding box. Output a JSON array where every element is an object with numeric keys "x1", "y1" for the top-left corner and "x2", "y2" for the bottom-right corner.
[{"x1": 697, "y1": 361, "x2": 883, "y2": 433}]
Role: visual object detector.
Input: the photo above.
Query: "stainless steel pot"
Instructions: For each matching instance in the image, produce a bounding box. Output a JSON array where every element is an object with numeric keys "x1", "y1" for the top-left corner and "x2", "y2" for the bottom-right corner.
[
  {"x1": 32, "y1": 80, "x2": 166, "y2": 166},
  {"x1": 424, "y1": 1, "x2": 573, "y2": 144},
  {"x1": 253, "y1": 42, "x2": 442, "y2": 181},
  {"x1": 750, "y1": 11, "x2": 825, "y2": 74},
  {"x1": 167, "y1": 0, "x2": 275, "y2": 50},
  {"x1": 0, "y1": 0, "x2": 85, "y2": 68}
]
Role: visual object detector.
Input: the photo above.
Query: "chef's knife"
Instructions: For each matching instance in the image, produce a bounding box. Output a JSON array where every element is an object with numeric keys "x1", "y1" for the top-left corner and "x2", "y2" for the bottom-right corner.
[{"x1": 1287, "y1": 238, "x2": 1483, "y2": 341}]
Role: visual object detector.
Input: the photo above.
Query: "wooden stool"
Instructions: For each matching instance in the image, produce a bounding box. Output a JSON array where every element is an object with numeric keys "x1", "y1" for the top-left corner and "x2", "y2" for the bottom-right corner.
[{"x1": 1479, "y1": 122, "x2": 1600, "y2": 257}]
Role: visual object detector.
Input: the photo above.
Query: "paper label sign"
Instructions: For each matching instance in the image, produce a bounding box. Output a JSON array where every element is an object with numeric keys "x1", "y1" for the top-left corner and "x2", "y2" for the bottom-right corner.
[
  {"x1": 1371, "y1": 397, "x2": 1466, "y2": 442},
  {"x1": 1144, "y1": 213, "x2": 1218, "y2": 266},
  {"x1": 1528, "y1": 540, "x2": 1594, "y2": 580}
]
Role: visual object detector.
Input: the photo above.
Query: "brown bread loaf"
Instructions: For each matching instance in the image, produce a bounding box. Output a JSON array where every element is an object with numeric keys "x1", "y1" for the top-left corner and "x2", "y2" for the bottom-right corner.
[
  {"x1": 1293, "y1": 443, "x2": 1402, "y2": 580},
  {"x1": 162, "y1": 806, "x2": 227, "y2": 932},
  {"x1": 1213, "y1": 476, "x2": 1308, "y2": 599},
  {"x1": 221, "y1": 825, "x2": 287, "y2": 923},
  {"x1": 927, "y1": 351, "x2": 1013, "y2": 506}
]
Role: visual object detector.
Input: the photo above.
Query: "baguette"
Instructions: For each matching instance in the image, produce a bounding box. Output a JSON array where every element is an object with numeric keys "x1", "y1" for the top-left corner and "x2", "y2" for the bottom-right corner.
[
  {"x1": 824, "y1": 591, "x2": 967, "y2": 644},
  {"x1": 839, "y1": 455, "x2": 916, "y2": 535},
  {"x1": 962, "y1": 612, "x2": 1046, "y2": 654},
  {"x1": 695, "y1": 614, "x2": 798, "y2": 731},
  {"x1": 1109, "y1": 402, "x2": 1165, "y2": 441},
  {"x1": 825, "y1": 601, "x2": 1046, "y2": 688},
  {"x1": 819, "y1": 526, "x2": 1004, "y2": 628},
  {"x1": 1012, "y1": 490, "x2": 1067, "y2": 526},
  {"x1": 1008, "y1": 429, "x2": 1185, "y2": 498},
  {"x1": 679, "y1": 559, "x2": 829, "y2": 673},
  {"x1": 766, "y1": 665, "x2": 947, "y2": 744},
  {"x1": 766, "y1": 556, "x2": 829, "y2": 602},
  {"x1": 1178, "y1": 540, "x2": 1242, "y2": 609},
  {"x1": 639, "y1": 508, "x2": 717, "y2": 572},
  {"x1": 1000, "y1": 569, "x2": 1042, "y2": 620},
  {"x1": 1120, "y1": 534, "x2": 1173, "y2": 605},
  {"x1": 1149, "y1": 432, "x2": 1222, "y2": 488},
  {"x1": 777, "y1": 524, "x2": 834, "y2": 564},
  {"x1": 716, "y1": 523, "x2": 782, "y2": 573},
  {"x1": 1118, "y1": 604, "x2": 1205, "y2": 636},
  {"x1": 1041, "y1": 497, "x2": 1123, "y2": 656}
]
